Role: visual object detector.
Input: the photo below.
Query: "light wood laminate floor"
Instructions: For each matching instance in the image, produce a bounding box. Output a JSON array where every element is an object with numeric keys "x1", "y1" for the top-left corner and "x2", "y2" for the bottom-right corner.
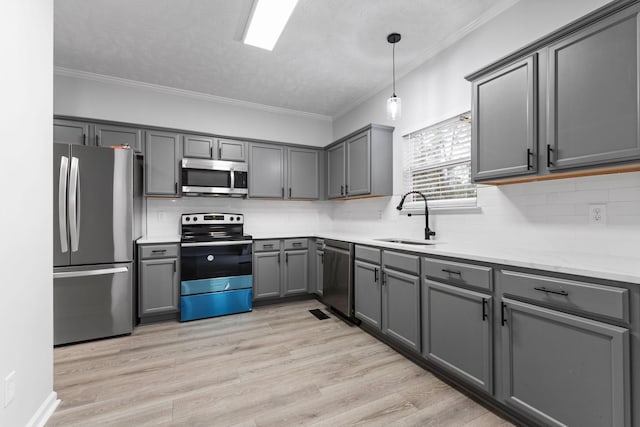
[{"x1": 48, "y1": 299, "x2": 513, "y2": 427}]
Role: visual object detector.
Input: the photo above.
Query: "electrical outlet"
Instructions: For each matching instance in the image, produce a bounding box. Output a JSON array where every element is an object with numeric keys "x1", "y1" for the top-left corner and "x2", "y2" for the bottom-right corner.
[
  {"x1": 4, "y1": 371, "x2": 15, "y2": 407},
  {"x1": 589, "y1": 204, "x2": 607, "y2": 225}
]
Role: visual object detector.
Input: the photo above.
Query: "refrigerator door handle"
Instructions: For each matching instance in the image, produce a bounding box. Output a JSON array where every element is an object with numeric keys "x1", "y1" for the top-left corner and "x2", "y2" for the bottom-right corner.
[
  {"x1": 58, "y1": 156, "x2": 69, "y2": 253},
  {"x1": 68, "y1": 156, "x2": 80, "y2": 252},
  {"x1": 53, "y1": 266, "x2": 129, "y2": 279}
]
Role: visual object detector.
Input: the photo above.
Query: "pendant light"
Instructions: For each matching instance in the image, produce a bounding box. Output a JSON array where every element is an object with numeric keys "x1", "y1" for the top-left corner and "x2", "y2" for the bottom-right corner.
[{"x1": 386, "y1": 32, "x2": 402, "y2": 121}]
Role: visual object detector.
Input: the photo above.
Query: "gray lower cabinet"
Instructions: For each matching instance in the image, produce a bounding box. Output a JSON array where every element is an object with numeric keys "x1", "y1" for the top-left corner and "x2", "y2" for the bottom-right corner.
[
  {"x1": 422, "y1": 279, "x2": 492, "y2": 393},
  {"x1": 284, "y1": 249, "x2": 308, "y2": 295},
  {"x1": 354, "y1": 259, "x2": 381, "y2": 328},
  {"x1": 54, "y1": 119, "x2": 91, "y2": 146},
  {"x1": 382, "y1": 268, "x2": 420, "y2": 351},
  {"x1": 253, "y1": 251, "x2": 281, "y2": 299},
  {"x1": 249, "y1": 143, "x2": 285, "y2": 198},
  {"x1": 287, "y1": 147, "x2": 319, "y2": 199},
  {"x1": 547, "y1": 4, "x2": 640, "y2": 170},
  {"x1": 95, "y1": 124, "x2": 142, "y2": 153},
  {"x1": 145, "y1": 130, "x2": 180, "y2": 196},
  {"x1": 326, "y1": 124, "x2": 393, "y2": 199},
  {"x1": 471, "y1": 55, "x2": 537, "y2": 181},
  {"x1": 500, "y1": 297, "x2": 630, "y2": 427},
  {"x1": 138, "y1": 244, "x2": 180, "y2": 319}
]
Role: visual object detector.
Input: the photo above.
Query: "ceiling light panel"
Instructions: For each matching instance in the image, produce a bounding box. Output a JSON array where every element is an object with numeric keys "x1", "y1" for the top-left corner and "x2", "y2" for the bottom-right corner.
[{"x1": 243, "y1": 0, "x2": 298, "y2": 51}]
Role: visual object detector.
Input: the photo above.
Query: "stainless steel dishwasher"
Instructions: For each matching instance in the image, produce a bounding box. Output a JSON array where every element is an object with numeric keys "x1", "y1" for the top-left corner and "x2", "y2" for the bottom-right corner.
[{"x1": 323, "y1": 239, "x2": 354, "y2": 320}]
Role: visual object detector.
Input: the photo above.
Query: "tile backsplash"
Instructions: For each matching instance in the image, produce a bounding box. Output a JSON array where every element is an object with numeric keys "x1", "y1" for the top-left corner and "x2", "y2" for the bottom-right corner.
[{"x1": 146, "y1": 171, "x2": 639, "y2": 258}]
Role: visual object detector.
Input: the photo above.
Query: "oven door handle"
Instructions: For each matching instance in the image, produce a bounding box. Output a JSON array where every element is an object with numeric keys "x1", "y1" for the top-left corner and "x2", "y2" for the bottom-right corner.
[{"x1": 181, "y1": 241, "x2": 253, "y2": 247}]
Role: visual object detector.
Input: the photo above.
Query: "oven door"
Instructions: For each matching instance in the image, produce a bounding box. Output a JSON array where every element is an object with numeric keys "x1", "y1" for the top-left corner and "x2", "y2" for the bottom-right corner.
[
  {"x1": 181, "y1": 158, "x2": 248, "y2": 196},
  {"x1": 180, "y1": 241, "x2": 253, "y2": 295}
]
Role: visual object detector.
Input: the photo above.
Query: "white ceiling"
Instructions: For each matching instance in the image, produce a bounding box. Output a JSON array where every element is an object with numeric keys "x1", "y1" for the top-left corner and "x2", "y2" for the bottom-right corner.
[{"x1": 54, "y1": 0, "x2": 517, "y2": 117}]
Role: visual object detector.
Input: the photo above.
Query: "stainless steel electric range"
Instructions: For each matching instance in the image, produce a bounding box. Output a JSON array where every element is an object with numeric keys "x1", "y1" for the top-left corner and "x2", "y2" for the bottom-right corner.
[{"x1": 179, "y1": 213, "x2": 253, "y2": 321}]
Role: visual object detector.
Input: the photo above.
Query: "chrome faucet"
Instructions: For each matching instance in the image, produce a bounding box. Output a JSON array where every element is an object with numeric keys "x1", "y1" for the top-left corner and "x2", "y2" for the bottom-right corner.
[{"x1": 396, "y1": 191, "x2": 436, "y2": 240}]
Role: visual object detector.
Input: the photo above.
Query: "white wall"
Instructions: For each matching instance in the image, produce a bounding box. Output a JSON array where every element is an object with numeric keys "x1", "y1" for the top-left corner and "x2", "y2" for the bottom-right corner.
[
  {"x1": 0, "y1": 1, "x2": 56, "y2": 427},
  {"x1": 54, "y1": 72, "x2": 332, "y2": 147},
  {"x1": 331, "y1": 0, "x2": 640, "y2": 256}
]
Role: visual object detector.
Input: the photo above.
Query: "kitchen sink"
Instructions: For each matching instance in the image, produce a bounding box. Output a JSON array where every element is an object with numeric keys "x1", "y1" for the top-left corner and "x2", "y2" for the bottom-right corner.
[{"x1": 374, "y1": 238, "x2": 439, "y2": 246}]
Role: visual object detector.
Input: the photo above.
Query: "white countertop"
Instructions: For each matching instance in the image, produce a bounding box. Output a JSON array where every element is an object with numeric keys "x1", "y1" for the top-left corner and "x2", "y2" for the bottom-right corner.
[
  {"x1": 137, "y1": 232, "x2": 639, "y2": 284},
  {"x1": 254, "y1": 232, "x2": 640, "y2": 285}
]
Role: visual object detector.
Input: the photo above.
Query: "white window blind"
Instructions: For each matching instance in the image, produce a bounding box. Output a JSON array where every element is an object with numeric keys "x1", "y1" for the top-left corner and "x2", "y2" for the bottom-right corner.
[{"x1": 403, "y1": 112, "x2": 476, "y2": 208}]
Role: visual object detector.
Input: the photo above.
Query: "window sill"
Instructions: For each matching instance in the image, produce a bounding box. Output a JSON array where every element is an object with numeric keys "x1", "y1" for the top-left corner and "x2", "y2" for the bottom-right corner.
[{"x1": 399, "y1": 205, "x2": 482, "y2": 215}]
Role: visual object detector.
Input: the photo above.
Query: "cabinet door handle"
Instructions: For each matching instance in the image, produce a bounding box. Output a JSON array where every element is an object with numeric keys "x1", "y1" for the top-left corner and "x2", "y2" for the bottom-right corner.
[
  {"x1": 321, "y1": 253, "x2": 324, "y2": 264},
  {"x1": 340, "y1": 185, "x2": 344, "y2": 196},
  {"x1": 209, "y1": 144, "x2": 213, "y2": 159},
  {"x1": 345, "y1": 184, "x2": 348, "y2": 194},
  {"x1": 374, "y1": 268, "x2": 378, "y2": 283},
  {"x1": 83, "y1": 134, "x2": 87, "y2": 145},
  {"x1": 526, "y1": 148, "x2": 533, "y2": 170},
  {"x1": 289, "y1": 188, "x2": 292, "y2": 198},
  {"x1": 442, "y1": 268, "x2": 462, "y2": 277},
  {"x1": 285, "y1": 253, "x2": 289, "y2": 263},
  {"x1": 174, "y1": 182, "x2": 178, "y2": 194},
  {"x1": 218, "y1": 146, "x2": 222, "y2": 159},
  {"x1": 546, "y1": 144, "x2": 553, "y2": 167},
  {"x1": 281, "y1": 187, "x2": 284, "y2": 198},
  {"x1": 173, "y1": 260, "x2": 176, "y2": 273},
  {"x1": 277, "y1": 253, "x2": 281, "y2": 264},
  {"x1": 95, "y1": 134, "x2": 99, "y2": 146},
  {"x1": 501, "y1": 302, "x2": 507, "y2": 326},
  {"x1": 534, "y1": 286, "x2": 568, "y2": 296},
  {"x1": 482, "y1": 298, "x2": 488, "y2": 321}
]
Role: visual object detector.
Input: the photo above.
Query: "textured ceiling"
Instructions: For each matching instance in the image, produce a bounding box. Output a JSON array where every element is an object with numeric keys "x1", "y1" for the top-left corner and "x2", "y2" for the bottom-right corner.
[{"x1": 54, "y1": 0, "x2": 517, "y2": 117}]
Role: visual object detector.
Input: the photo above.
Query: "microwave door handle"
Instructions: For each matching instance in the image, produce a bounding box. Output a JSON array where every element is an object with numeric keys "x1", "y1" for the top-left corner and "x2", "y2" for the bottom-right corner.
[
  {"x1": 68, "y1": 157, "x2": 80, "y2": 252},
  {"x1": 58, "y1": 155, "x2": 69, "y2": 253},
  {"x1": 230, "y1": 167, "x2": 235, "y2": 190}
]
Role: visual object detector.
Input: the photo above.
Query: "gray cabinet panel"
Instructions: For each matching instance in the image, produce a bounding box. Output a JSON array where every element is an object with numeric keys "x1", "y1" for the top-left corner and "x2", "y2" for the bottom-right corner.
[
  {"x1": 218, "y1": 139, "x2": 246, "y2": 162},
  {"x1": 423, "y1": 258, "x2": 493, "y2": 292},
  {"x1": 355, "y1": 245, "x2": 381, "y2": 264},
  {"x1": 382, "y1": 250, "x2": 420, "y2": 275},
  {"x1": 95, "y1": 124, "x2": 142, "y2": 153},
  {"x1": 249, "y1": 143, "x2": 285, "y2": 198},
  {"x1": 472, "y1": 55, "x2": 537, "y2": 181},
  {"x1": 382, "y1": 268, "x2": 420, "y2": 351},
  {"x1": 284, "y1": 249, "x2": 308, "y2": 295},
  {"x1": 346, "y1": 131, "x2": 371, "y2": 196},
  {"x1": 288, "y1": 147, "x2": 319, "y2": 199},
  {"x1": 145, "y1": 130, "x2": 180, "y2": 196},
  {"x1": 183, "y1": 135, "x2": 214, "y2": 159},
  {"x1": 54, "y1": 119, "x2": 90, "y2": 146},
  {"x1": 139, "y1": 244, "x2": 179, "y2": 259},
  {"x1": 315, "y1": 250, "x2": 324, "y2": 296},
  {"x1": 139, "y1": 258, "x2": 179, "y2": 315},
  {"x1": 548, "y1": 5, "x2": 640, "y2": 170},
  {"x1": 253, "y1": 251, "x2": 281, "y2": 299},
  {"x1": 327, "y1": 143, "x2": 345, "y2": 198},
  {"x1": 354, "y1": 260, "x2": 381, "y2": 328},
  {"x1": 501, "y1": 298, "x2": 629, "y2": 427},
  {"x1": 423, "y1": 280, "x2": 492, "y2": 393}
]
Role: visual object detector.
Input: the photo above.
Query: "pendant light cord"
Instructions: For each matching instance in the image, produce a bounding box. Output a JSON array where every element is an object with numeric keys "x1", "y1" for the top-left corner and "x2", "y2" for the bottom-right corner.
[{"x1": 392, "y1": 42, "x2": 396, "y2": 97}]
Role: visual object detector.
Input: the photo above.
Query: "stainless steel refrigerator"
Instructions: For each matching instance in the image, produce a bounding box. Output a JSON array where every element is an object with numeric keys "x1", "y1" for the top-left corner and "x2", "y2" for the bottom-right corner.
[{"x1": 53, "y1": 143, "x2": 138, "y2": 345}]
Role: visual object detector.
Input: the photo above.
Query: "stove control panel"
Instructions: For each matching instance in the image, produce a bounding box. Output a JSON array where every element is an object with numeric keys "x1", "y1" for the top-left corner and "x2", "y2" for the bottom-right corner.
[{"x1": 181, "y1": 213, "x2": 244, "y2": 225}]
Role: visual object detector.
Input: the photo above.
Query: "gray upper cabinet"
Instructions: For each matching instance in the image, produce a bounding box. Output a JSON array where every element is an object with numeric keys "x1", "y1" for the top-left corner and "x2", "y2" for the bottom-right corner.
[
  {"x1": 327, "y1": 143, "x2": 346, "y2": 198},
  {"x1": 471, "y1": 55, "x2": 537, "y2": 181},
  {"x1": 382, "y1": 267, "x2": 420, "y2": 351},
  {"x1": 547, "y1": 5, "x2": 640, "y2": 170},
  {"x1": 288, "y1": 147, "x2": 319, "y2": 199},
  {"x1": 500, "y1": 298, "x2": 629, "y2": 427},
  {"x1": 354, "y1": 259, "x2": 381, "y2": 328},
  {"x1": 54, "y1": 119, "x2": 91, "y2": 146},
  {"x1": 346, "y1": 131, "x2": 371, "y2": 196},
  {"x1": 145, "y1": 130, "x2": 180, "y2": 196},
  {"x1": 253, "y1": 251, "x2": 281, "y2": 299},
  {"x1": 284, "y1": 249, "x2": 308, "y2": 295},
  {"x1": 95, "y1": 124, "x2": 142, "y2": 153},
  {"x1": 183, "y1": 134, "x2": 214, "y2": 159},
  {"x1": 423, "y1": 280, "x2": 492, "y2": 394},
  {"x1": 218, "y1": 139, "x2": 246, "y2": 162},
  {"x1": 249, "y1": 143, "x2": 285, "y2": 198},
  {"x1": 326, "y1": 124, "x2": 393, "y2": 199}
]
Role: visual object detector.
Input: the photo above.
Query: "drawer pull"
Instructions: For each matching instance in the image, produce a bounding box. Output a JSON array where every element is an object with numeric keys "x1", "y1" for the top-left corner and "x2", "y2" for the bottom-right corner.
[
  {"x1": 534, "y1": 286, "x2": 568, "y2": 296},
  {"x1": 151, "y1": 249, "x2": 167, "y2": 253},
  {"x1": 442, "y1": 268, "x2": 462, "y2": 276},
  {"x1": 293, "y1": 242, "x2": 302, "y2": 247},
  {"x1": 263, "y1": 244, "x2": 274, "y2": 249}
]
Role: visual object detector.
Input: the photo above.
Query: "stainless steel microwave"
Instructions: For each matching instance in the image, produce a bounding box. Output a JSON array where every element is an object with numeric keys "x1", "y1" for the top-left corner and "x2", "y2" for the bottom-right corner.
[{"x1": 181, "y1": 158, "x2": 248, "y2": 196}]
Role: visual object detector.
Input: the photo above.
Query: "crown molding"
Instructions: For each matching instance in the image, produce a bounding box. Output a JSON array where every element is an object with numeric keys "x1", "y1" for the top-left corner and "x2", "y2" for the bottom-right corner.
[
  {"x1": 332, "y1": 0, "x2": 520, "y2": 120},
  {"x1": 54, "y1": 67, "x2": 333, "y2": 122}
]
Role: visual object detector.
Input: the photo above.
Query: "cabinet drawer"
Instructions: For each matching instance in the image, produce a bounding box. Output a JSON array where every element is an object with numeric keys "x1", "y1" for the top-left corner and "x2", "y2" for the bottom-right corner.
[
  {"x1": 355, "y1": 245, "x2": 381, "y2": 264},
  {"x1": 499, "y1": 270, "x2": 629, "y2": 322},
  {"x1": 284, "y1": 238, "x2": 308, "y2": 250},
  {"x1": 140, "y1": 244, "x2": 179, "y2": 259},
  {"x1": 423, "y1": 258, "x2": 493, "y2": 292},
  {"x1": 254, "y1": 240, "x2": 282, "y2": 252},
  {"x1": 383, "y1": 251, "x2": 419, "y2": 275}
]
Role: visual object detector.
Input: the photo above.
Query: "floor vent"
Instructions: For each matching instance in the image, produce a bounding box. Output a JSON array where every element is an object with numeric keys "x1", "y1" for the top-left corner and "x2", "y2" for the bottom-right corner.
[{"x1": 309, "y1": 309, "x2": 330, "y2": 320}]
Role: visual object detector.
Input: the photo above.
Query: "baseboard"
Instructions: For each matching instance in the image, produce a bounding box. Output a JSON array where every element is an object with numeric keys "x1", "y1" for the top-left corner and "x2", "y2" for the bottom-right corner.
[{"x1": 26, "y1": 391, "x2": 60, "y2": 427}]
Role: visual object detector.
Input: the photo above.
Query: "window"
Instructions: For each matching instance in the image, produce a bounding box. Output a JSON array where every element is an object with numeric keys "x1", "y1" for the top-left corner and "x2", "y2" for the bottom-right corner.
[{"x1": 402, "y1": 112, "x2": 476, "y2": 208}]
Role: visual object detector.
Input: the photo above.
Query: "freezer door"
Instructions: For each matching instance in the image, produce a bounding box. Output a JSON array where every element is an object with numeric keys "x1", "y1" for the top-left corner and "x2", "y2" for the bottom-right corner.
[
  {"x1": 53, "y1": 263, "x2": 133, "y2": 345},
  {"x1": 54, "y1": 144, "x2": 71, "y2": 267},
  {"x1": 69, "y1": 145, "x2": 133, "y2": 265}
]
